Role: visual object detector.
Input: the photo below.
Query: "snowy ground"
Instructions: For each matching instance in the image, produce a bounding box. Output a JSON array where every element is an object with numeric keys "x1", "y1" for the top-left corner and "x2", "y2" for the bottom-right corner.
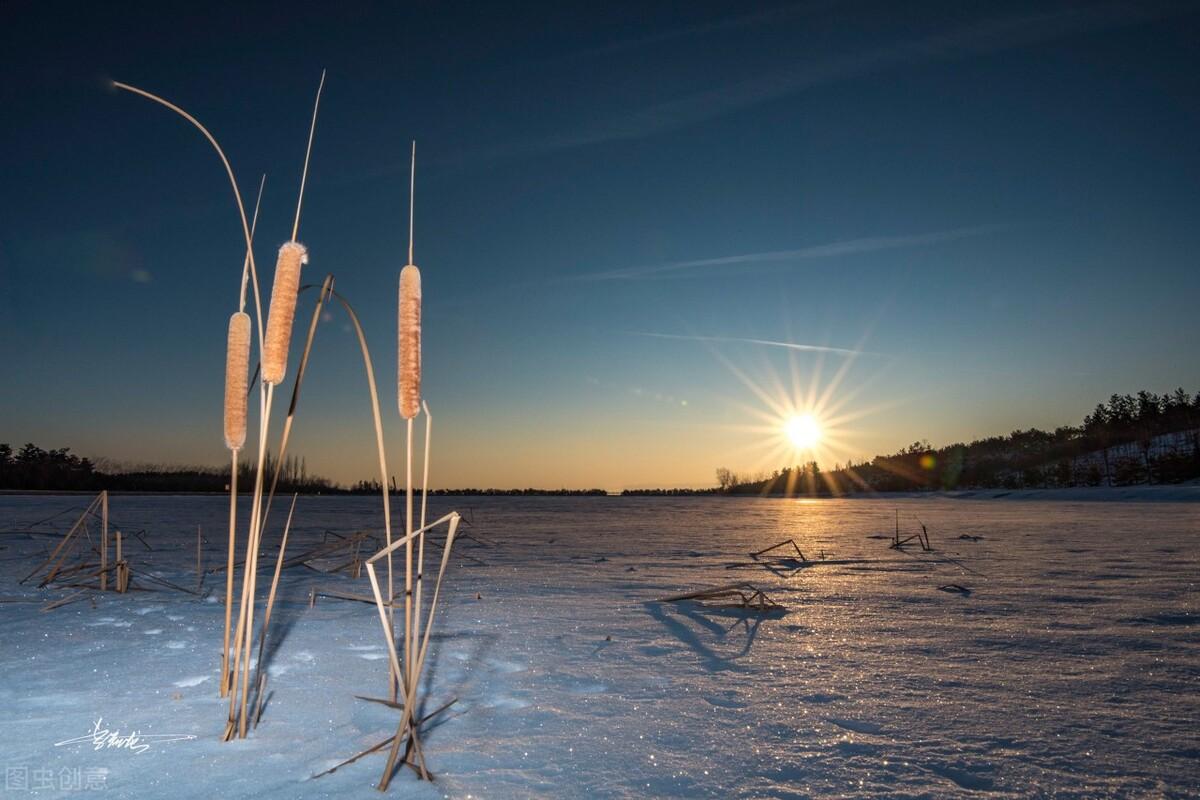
[{"x1": 1, "y1": 494, "x2": 1197, "y2": 798}]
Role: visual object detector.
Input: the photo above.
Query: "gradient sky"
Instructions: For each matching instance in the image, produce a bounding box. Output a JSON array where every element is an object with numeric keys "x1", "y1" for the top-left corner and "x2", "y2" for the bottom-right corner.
[{"x1": 3, "y1": 1, "x2": 1199, "y2": 489}]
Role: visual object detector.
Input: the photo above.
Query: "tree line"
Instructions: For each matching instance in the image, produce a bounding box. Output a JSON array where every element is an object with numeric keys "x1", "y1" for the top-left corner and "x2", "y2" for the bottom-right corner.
[
  {"x1": 716, "y1": 388, "x2": 1200, "y2": 496},
  {"x1": 345, "y1": 480, "x2": 607, "y2": 496},
  {"x1": 0, "y1": 444, "x2": 335, "y2": 494},
  {"x1": 0, "y1": 445, "x2": 608, "y2": 495}
]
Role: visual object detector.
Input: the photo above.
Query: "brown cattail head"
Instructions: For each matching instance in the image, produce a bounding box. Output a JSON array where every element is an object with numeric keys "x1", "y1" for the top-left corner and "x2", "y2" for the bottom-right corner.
[
  {"x1": 263, "y1": 241, "x2": 308, "y2": 385},
  {"x1": 223, "y1": 311, "x2": 251, "y2": 450},
  {"x1": 398, "y1": 264, "x2": 422, "y2": 419}
]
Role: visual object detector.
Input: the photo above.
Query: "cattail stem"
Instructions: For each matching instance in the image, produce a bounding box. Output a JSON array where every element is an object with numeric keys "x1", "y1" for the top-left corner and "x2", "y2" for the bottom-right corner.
[
  {"x1": 251, "y1": 491, "x2": 299, "y2": 727},
  {"x1": 408, "y1": 141, "x2": 415, "y2": 264},
  {"x1": 224, "y1": 386, "x2": 263, "y2": 739},
  {"x1": 224, "y1": 381, "x2": 273, "y2": 740},
  {"x1": 405, "y1": 417, "x2": 414, "y2": 692},
  {"x1": 292, "y1": 70, "x2": 326, "y2": 242},
  {"x1": 413, "y1": 402, "x2": 431, "y2": 681},
  {"x1": 240, "y1": 381, "x2": 275, "y2": 737},
  {"x1": 100, "y1": 491, "x2": 108, "y2": 591},
  {"x1": 221, "y1": 450, "x2": 238, "y2": 697},
  {"x1": 239, "y1": 174, "x2": 266, "y2": 313},
  {"x1": 259, "y1": 277, "x2": 333, "y2": 538},
  {"x1": 243, "y1": 276, "x2": 330, "y2": 725},
  {"x1": 196, "y1": 525, "x2": 203, "y2": 591},
  {"x1": 292, "y1": 70, "x2": 325, "y2": 243}
]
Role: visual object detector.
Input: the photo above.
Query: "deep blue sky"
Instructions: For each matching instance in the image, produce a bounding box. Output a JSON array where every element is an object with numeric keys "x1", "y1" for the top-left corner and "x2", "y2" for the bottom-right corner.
[{"x1": 3, "y1": 1, "x2": 1198, "y2": 488}]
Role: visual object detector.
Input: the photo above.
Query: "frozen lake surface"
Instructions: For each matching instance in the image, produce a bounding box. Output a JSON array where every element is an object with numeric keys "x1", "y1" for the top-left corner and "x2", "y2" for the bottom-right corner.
[{"x1": 1, "y1": 494, "x2": 1197, "y2": 798}]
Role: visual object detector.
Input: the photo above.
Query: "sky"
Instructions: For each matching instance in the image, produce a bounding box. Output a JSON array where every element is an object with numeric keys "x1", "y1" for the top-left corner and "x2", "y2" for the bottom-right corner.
[{"x1": 2, "y1": 1, "x2": 1199, "y2": 490}]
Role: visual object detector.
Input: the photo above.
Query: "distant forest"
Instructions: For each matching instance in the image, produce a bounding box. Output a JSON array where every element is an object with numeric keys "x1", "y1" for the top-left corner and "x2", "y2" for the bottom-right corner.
[
  {"x1": 0, "y1": 447, "x2": 336, "y2": 494},
  {"x1": 702, "y1": 388, "x2": 1200, "y2": 497},
  {"x1": 0, "y1": 445, "x2": 606, "y2": 495}
]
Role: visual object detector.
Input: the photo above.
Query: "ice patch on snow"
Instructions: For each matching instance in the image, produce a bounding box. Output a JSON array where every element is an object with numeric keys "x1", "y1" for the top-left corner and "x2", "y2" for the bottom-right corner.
[
  {"x1": 173, "y1": 675, "x2": 211, "y2": 688},
  {"x1": 567, "y1": 683, "x2": 607, "y2": 695},
  {"x1": 485, "y1": 695, "x2": 530, "y2": 709},
  {"x1": 827, "y1": 718, "x2": 883, "y2": 734}
]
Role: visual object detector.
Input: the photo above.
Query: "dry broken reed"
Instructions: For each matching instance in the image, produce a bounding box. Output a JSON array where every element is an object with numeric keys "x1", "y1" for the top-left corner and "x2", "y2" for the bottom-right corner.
[{"x1": 362, "y1": 511, "x2": 462, "y2": 787}]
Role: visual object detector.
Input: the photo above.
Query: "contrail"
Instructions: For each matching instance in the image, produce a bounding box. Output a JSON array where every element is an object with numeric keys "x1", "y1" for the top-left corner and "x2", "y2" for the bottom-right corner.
[
  {"x1": 576, "y1": 224, "x2": 1005, "y2": 281},
  {"x1": 629, "y1": 332, "x2": 875, "y2": 357}
]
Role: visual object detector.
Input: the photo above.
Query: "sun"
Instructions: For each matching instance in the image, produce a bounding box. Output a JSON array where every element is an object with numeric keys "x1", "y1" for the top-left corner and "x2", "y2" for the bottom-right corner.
[{"x1": 784, "y1": 414, "x2": 821, "y2": 450}]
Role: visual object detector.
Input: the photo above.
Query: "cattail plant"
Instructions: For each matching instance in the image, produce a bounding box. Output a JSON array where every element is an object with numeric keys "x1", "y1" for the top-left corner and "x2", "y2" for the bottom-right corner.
[
  {"x1": 397, "y1": 142, "x2": 422, "y2": 691},
  {"x1": 221, "y1": 309, "x2": 250, "y2": 695},
  {"x1": 367, "y1": 141, "x2": 457, "y2": 788},
  {"x1": 228, "y1": 69, "x2": 326, "y2": 740}
]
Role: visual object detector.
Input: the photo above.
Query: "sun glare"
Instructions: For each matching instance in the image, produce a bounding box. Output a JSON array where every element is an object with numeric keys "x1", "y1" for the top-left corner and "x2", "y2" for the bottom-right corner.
[
  {"x1": 697, "y1": 325, "x2": 886, "y2": 495},
  {"x1": 784, "y1": 414, "x2": 821, "y2": 450}
]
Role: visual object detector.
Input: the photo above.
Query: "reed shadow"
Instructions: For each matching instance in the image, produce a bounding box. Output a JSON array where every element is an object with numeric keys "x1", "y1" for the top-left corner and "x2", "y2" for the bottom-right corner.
[
  {"x1": 643, "y1": 600, "x2": 776, "y2": 672},
  {"x1": 417, "y1": 629, "x2": 499, "y2": 720}
]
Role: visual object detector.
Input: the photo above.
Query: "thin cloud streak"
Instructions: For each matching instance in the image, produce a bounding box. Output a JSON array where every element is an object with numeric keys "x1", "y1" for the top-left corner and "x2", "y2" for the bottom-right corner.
[
  {"x1": 575, "y1": 224, "x2": 1006, "y2": 282},
  {"x1": 629, "y1": 331, "x2": 876, "y2": 358},
  {"x1": 565, "y1": 1, "x2": 842, "y2": 62},
  {"x1": 520, "y1": 2, "x2": 1186, "y2": 154}
]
